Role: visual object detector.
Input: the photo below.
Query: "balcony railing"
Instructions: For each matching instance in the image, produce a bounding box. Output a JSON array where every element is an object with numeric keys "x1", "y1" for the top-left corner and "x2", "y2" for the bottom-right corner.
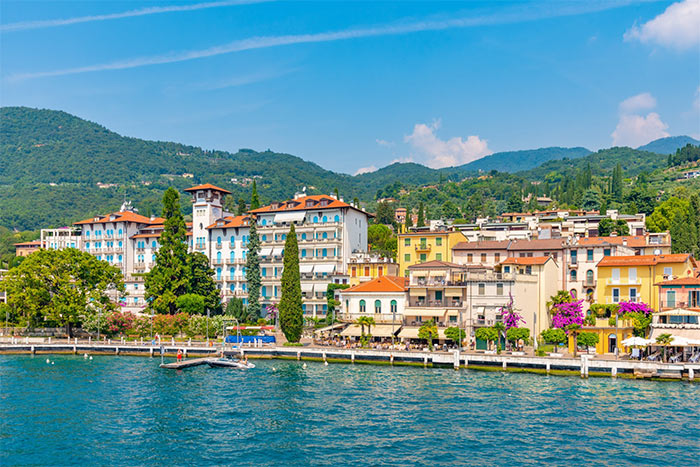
[
  {"x1": 658, "y1": 300, "x2": 700, "y2": 309},
  {"x1": 215, "y1": 243, "x2": 222, "y2": 250},
  {"x1": 408, "y1": 300, "x2": 463, "y2": 308},
  {"x1": 415, "y1": 244, "x2": 431, "y2": 252},
  {"x1": 584, "y1": 278, "x2": 596, "y2": 286}
]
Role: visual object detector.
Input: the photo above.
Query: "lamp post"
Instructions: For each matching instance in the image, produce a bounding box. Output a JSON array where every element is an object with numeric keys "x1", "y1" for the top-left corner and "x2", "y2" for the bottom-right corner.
[
  {"x1": 206, "y1": 307, "x2": 210, "y2": 345},
  {"x1": 392, "y1": 308, "x2": 396, "y2": 346},
  {"x1": 97, "y1": 308, "x2": 101, "y2": 340}
]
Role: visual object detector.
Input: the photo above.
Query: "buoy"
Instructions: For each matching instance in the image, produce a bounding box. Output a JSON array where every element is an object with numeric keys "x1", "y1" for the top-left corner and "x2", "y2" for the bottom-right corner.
[
  {"x1": 272, "y1": 367, "x2": 276, "y2": 372},
  {"x1": 51, "y1": 361, "x2": 54, "y2": 365},
  {"x1": 83, "y1": 354, "x2": 88, "y2": 359},
  {"x1": 46, "y1": 358, "x2": 50, "y2": 364},
  {"x1": 89, "y1": 356, "x2": 93, "y2": 360},
  {"x1": 302, "y1": 363, "x2": 307, "y2": 369},
  {"x1": 324, "y1": 361, "x2": 329, "y2": 366}
]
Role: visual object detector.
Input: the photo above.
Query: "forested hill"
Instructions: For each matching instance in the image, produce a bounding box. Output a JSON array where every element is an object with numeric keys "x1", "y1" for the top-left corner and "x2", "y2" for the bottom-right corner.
[
  {"x1": 637, "y1": 136, "x2": 700, "y2": 155},
  {"x1": 457, "y1": 146, "x2": 591, "y2": 173}
]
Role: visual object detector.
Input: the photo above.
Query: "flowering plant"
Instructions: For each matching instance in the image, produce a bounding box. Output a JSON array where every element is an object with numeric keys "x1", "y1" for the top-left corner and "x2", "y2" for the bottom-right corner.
[
  {"x1": 551, "y1": 299, "x2": 584, "y2": 332},
  {"x1": 617, "y1": 301, "x2": 653, "y2": 317},
  {"x1": 106, "y1": 311, "x2": 135, "y2": 336},
  {"x1": 499, "y1": 293, "x2": 524, "y2": 329}
]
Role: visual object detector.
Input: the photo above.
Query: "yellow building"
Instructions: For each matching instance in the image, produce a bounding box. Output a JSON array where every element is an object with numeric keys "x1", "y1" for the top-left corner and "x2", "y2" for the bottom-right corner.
[
  {"x1": 567, "y1": 318, "x2": 634, "y2": 355},
  {"x1": 347, "y1": 253, "x2": 399, "y2": 286},
  {"x1": 398, "y1": 228, "x2": 467, "y2": 277},
  {"x1": 596, "y1": 254, "x2": 696, "y2": 310}
]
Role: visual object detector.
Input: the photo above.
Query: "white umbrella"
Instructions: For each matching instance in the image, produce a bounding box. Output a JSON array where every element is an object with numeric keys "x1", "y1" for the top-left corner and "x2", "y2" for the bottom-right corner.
[
  {"x1": 667, "y1": 335, "x2": 692, "y2": 346},
  {"x1": 621, "y1": 336, "x2": 653, "y2": 346}
]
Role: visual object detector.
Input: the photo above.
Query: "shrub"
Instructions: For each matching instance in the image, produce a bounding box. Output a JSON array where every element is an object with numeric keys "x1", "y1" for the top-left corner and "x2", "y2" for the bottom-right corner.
[
  {"x1": 444, "y1": 327, "x2": 466, "y2": 342},
  {"x1": 105, "y1": 311, "x2": 135, "y2": 337},
  {"x1": 577, "y1": 332, "x2": 599, "y2": 350},
  {"x1": 506, "y1": 327, "x2": 530, "y2": 344},
  {"x1": 540, "y1": 328, "x2": 567, "y2": 345}
]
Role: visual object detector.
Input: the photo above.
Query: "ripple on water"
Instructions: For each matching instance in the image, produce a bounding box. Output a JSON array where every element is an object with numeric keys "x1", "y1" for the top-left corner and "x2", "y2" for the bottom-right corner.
[{"x1": 1, "y1": 355, "x2": 699, "y2": 466}]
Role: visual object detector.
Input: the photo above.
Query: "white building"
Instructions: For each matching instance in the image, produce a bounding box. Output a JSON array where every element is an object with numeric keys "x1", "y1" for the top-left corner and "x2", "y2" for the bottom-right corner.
[{"x1": 339, "y1": 275, "x2": 408, "y2": 323}]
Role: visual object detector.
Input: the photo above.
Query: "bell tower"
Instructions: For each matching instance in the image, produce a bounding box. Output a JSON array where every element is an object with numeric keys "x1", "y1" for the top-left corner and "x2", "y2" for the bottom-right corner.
[{"x1": 184, "y1": 184, "x2": 231, "y2": 255}]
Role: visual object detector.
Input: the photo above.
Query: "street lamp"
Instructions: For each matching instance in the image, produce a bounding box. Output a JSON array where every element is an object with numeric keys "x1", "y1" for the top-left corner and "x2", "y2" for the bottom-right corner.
[{"x1": 206, "y1": 307, "x2": 210, "y2": 345}]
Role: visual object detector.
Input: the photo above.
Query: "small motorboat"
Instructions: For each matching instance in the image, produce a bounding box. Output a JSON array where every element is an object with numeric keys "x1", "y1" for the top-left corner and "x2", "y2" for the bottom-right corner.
[{"x1": 206, "y1": 357, "x2": 255, "y2": 369}]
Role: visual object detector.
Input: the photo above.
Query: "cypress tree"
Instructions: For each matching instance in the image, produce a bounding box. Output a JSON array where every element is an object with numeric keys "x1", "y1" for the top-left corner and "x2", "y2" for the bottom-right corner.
[
  {"x1": 404, "y1": 208, "x2": 413, "y2": 231},
  {"x1": 417, "y1": 201, "x2": 425, "y2": 227},
  {"x1": 145, "y1": 187, "x2": 189, "y2": 314},
  {"x1": 280, "y1": 224, "x2": 303, "y2": 342},
  {"x1": 250, "y1": 180, "x2": 261, "y2": 210},
  {"x1": 246, "y1": 218, "x2": 261, "y2": 319},
  {"x1": 611, "y1": 163, "x2": 623, "y2": 201},
  {"x1": 236, "y1": 197, "x2": 247, "y2": 216},
  {"x1": 671, "y1": 208, "x2": 698, "y2": 254}
]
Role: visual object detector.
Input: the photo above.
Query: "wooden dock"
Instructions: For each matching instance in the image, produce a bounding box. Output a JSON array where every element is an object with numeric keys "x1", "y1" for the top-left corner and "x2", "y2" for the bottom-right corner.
[{"x1": 159, "y1": 357, "x2": 214, "y2": 369}]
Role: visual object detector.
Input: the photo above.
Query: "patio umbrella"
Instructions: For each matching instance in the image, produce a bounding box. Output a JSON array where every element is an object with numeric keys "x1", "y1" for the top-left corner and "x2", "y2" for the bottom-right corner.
[
  {"x1": 667, "y1": 335, "x2": 692, "y2": 346},
  {"x1": 622, "y1": 336, "x2": 653, "y2": 347}
]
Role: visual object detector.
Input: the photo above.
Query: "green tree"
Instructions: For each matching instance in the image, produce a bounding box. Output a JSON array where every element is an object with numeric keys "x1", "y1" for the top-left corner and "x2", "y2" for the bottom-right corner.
[
  {"x1": 356, "y1": 315, "x2": 376, "y2": 336},
  {"x1": 225, "y1": 297, "x2": 254, "y2": 323},
  {"x1": 418, "y1": 319, "x2": 438, "y2": 350},
  {"x1": 326, "y1": 283, "x2": 349, "y2": 324},
  {"x1": 671, "y1": 207, "x2": 698, "y2": 254},
  {"x1": 0, "y1": 248, "x2": 124, "y2": 336},
  {"x1": 444, "y1": 326, "x2": 466, "y2": 343},
  {"x1": 441, "y1": 200, "x2": 461, "y2": 219},
  {"x1": 581, "y1": 188, "x2": 601, "y2": 211},
  {"x1": 655, "y1": 333, "x2": 673, "y2": 362},
  {"x1": 186, "y1": 252, "x2": 221, "y2": 314},
  {"x1": 176, "y1": 293, "x2": 205, "y2": 315},
  {"x1": 250, "y1": 180, "x2": 261, "y2": 210},
  {"x1": 506, "y1": 327, "x2": 530, "y2": 345},
  {"x1": 368, "y1": 224, "x2": 397, "y2": 259},
  {"x1": 506, "y1": 192, "x2": 524, "y2": 212},
  {"x1": 416, "y1": 201, "x2": 425, "y2": 227},
  {"x1": 246, "y1": 218, "x2": 262, "y2": 318},
  {"x1": 375, "y1": 201, "x2": 395, "y2": 225},
  {"x1": 145, "y1": 187, "x2": 189, "y2": 314},
  {"x1": 404, "y1": 208, "x2": 413, "y2": 231},
  {"x1": 646, "y1": 196, "x2": 689, "y2": 232},
  {"x1": 540, "y1": 328, "x2": 567, "y2": 347},
  {"x1": 547, "y1": 290, "x2": 573, "y2": 313},
  {"x1": 279, "y1": 224, "x2": 303, "y2": 342},
  {"x1": 475, "y1": 327, "x2": 498, "y2": 350},
  {"x1": 611, "y1": 163, "x2": 623, "y2": 201},
  {"x1": 577, "y1": 331, "x2": 599, "y2": 352},
  {"x1": 236, "y1": 197, "x2": 247, "y2": 216}
]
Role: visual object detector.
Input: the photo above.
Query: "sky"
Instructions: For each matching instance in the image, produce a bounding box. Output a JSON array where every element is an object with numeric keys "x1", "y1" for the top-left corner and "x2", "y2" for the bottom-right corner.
[{"x1": 1, "y1": 0, "x2": 699, "y2": 175}]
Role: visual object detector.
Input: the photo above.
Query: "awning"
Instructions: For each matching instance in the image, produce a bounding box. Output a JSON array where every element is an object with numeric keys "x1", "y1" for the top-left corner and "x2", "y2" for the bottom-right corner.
[
  {"x1": 655, "y1": 308, "x2": 700, "y2": 316},
  {"x1": 398, "y1": 326, "x2": 448, "y2": 340},
  {"x1": 259, "y1": 247, "x2": 273, "y2": 256},
  {"x1": 314, "y1": 323, "x2": 347, "y2": 334},
  {"x1": 649, "y1": 328, "x2": 700, "y2": 342},
  {"x1": 313, "y1": 284, "x2": 327, "y2": 293},
  {"x1": 273, "y1": 211, "x2": 306, "y2": 223},
  {"x1": 301, "y1": 283, "x2": 314, "y2": 292},
  {"x1": 300, "y1": 264, "x2": 314, "y2": 274},
  {"x1": 404, "y1": 308, "x2": 447, "y2": 318},
  {"x1": 315, "y1": 264, "x2": 336, "y2": 274},
  {"x1": 272, "y1": 247, "x2": 284, "y2": 256},
  {"x1": 445, "y1": 288, "x2": 462, "y2": 296},
  {"x1": 340, "y1": 324, "x2": 399, "y2": 338},
  {"x1": 409, "y1": 288, "x2": 427, "y2": 297}
]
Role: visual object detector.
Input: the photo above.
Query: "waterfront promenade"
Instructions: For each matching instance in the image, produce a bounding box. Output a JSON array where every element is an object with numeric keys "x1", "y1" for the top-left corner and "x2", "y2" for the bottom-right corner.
[{"x1": 1, "y1": 337, "x2": 698, "y2": 381}]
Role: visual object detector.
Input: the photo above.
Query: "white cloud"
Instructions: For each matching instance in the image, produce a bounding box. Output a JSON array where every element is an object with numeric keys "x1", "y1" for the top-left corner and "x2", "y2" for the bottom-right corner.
[
  {"x1": 404, "y1": 120, "x2": 492, "y2": 168},
  {"x1": 8, "y1": 1, "x2": 632, "y2": 81},
  {"x1": 624, "y1": 0, "x2": 700, "y2": 50},
  {"x1": 354, "y1": 165, "x2": 378, "y2": 175},
  {"x1": 1, "y1": 0, "x2": 268, "y2": 32},
  {"x1": 376, "y1": 139, "x2": 395, "y2": 148},
  {"x1": 391, "y1": 156, "x2": 414, "y2": 164},
  {"x1": 612, "y1": 112, "x2": 670, "y2": 147},
  {"x1": 619, "y1": 92, "x2": 656, "y2": 113}
]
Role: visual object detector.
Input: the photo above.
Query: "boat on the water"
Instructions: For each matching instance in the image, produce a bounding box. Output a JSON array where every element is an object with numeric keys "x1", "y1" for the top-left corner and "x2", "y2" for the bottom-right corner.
[{"x1": 206, "y1": 357, "x2": 256, "y2": 369}]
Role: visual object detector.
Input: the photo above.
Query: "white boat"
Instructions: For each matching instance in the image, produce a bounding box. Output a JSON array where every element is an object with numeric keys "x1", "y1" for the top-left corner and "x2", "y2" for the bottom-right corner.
[{"x1": 206, "y1": 358, "x2": 255, "y2": 369}]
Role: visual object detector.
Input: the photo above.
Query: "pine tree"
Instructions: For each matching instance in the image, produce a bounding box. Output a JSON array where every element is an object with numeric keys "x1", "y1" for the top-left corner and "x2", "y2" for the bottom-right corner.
[
  {"x1": 417, "y1": 201, "x2": 425, "y2": 227},
  {"x1": 145, "y1": 187, "x2": 189, "y2": 314},
  {"x1": 236, "y1": 197, "x2": 247, "y2": 216},
  {"x1": 250, "y1": 180, "x2": 261, "y2": 210},
  {"x1": 245, "y1": 218, "x2": 261, "y2": 319},
  {"x1": 611, "y1": 163, "x2": 623, "y2": 201},
  {"x1": 279, "y1": 224, "x2": 303, "y2": 342}
]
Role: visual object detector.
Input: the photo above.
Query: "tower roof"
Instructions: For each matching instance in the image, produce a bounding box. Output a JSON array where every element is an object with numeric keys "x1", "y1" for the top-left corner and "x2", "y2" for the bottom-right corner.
[{"x1": 184, "y1": 183, "x2": 231, "y2": 194}]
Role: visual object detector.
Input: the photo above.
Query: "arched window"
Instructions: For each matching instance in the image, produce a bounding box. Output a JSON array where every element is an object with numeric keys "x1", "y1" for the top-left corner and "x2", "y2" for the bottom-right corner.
[
  {"x1": 359, "y1": 300, "x2": 366, "y2": 313},
  {"x1": 375, "y1": 300, "x2": 381, "y2": 314},
  {"x1": 586, "y1": 270, "x2": 594, "y2": 283},
  {"x1": 313, "y1": 216, "x2": 319, "y2": 223},
  {"x1": 230, "y1": 284, "x2": 235, "y2": 292},
  {"x1": 217, "y1": 251, "x2": 222, "y2": 263},
  {"x1": 301, "y1": 233, "x2": 307, "y2": 240},
  {"x1": 334, "y1": 215, "x2": 340, "y2": 222},
  {"x1": 261, "y1": 219, "x2": 267, "y2": 226},
  {"x1": 322, "y1": 232, "x2": 328, "y2": 239},
  {"x1": 151, "y1": 240, "x2": 157, "y2": 249},
  {"x1": 118, "y1": 241, "x2": 122, "y2": 248},
  {"x1": 216, "y1": 267, "x2": 222, "y2": 281},
  {"x1": 118, "y1": 229, "x2": 122, "y2": 236},
  {"x1": 570, "y1": 270, "x2": 577, "y2": 281},
  {"x1": 391, "y1": 300, "x2": 397, "y2": 314},
  {"x1": 118, "y1": 255, "x2": 122, "y2": 263},
  {"x1": 230, "y1": 268, "x2": 235, "y2": 280},
  {"x1": 230, "y1": 251, "x2": 235, "y2": 262},
  {"x1": 152, "y1": 254, "x2": 156, "y2": 262},
  {"x1": 570, "y1": 289, "x2": 577, "y2": 299},
  {"x1": 322, "y1": 248, "x2": 327, "y2": 257},
  {"x1": 217, "y1": 236, "x2": 222, "y2": 245},
  {"x1": 301, "y1": 249, "x2": 307, "y2": 257},
  {"x1": 322, "y1": 216, "x2": 328, "y2": 223}
]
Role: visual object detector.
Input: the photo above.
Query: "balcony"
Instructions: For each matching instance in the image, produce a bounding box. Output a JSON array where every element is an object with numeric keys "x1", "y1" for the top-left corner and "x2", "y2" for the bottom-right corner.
[
  {"x1": 195, "y1": 244, "x2": 205, "y2": 251},
  {"x1": 409, "y1": 300, "x2": 464, "y2": 308},
  {"x1": 225, "y1": 259, "x2": 236, "y2": 265},
  {"x1": 134, "y1": 262, "x2": 146, "y2": 270},
  {"x1": 415, "y1": 244, "x2": 431, "y2": 252},
  {"x1": 212, "y1": 259, "x2": 223, "y2": 266},
  {"x1": 606, "y1": 278, "x2": 642, "y2": 286},
  {"x1": 136, "y1": 247, "x2": 145, "y2": 253},
  {"x1": 215, "y1": 243, "x2": 222, "y2": 250},
  {"x1": 659, "y1": 300, "x2": 700, "y2": 310},
  {"x1": 584, "y1": 278, "x2": 596, "y2": 287}
]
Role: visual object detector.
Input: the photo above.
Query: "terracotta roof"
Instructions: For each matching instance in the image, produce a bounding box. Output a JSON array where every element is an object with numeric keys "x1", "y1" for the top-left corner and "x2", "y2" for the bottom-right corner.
[
  {"x1": 408, "y1": 260, "x2": 463, "y2": 270},
  {"x1": 249, "y1": 195, "x2": 356, "y2": 214},
  {"x1": 184, "y1": 183, "x2": 231, "y2": 194},
  {"x1": 656, "y1": 276, "x2": 700, "y2": 286},
  {"x1": 577, "y1": 236, "x2": 648, "y2": 248},
  {"x1": 597, "y1": 254, "x2": 692, "y2": 267},
  {"x1": 452, "y1": 240, "x2": 510, "y2": 250},
  {"x1": 508, "y1": 238, "x2": 567, "y2": 251},
  {"x1": 131, "y1": 233, "x2": 161, "y2": 239},
  {"x1": 14, "y1": 240, "x2": 42, "y2": 246},
  {"x1": 501, "y1": 256, "x2": 552, "y2": 266},
  {"x1": 343, "y1": 276, "x2": 408, "y2": 293},
  {"x1": 74, "y1": 211, "x2": 153, "y2": 225},
  {"x1": 206, "y1": 215, "x2": 250, "y2": 229}
]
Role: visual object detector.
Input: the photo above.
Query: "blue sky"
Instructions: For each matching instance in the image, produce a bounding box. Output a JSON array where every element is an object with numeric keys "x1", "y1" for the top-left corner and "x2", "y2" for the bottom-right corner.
[{"x1": 2, "y1": 1, "x2": 699, "y2": 174}]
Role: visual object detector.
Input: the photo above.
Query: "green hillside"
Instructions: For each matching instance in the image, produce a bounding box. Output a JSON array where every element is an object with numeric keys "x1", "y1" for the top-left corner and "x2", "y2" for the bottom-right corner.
[
  {"x1": 637, "y1": 136, "x2": 700, "y2": 155},
  {"x1": 457, "y1": 146, "x2": 591, "y2": 173}
]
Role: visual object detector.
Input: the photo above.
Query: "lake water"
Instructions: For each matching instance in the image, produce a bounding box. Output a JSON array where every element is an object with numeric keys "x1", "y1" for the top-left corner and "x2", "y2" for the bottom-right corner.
[{"x1": 1, "y1": 354, "x2": 698, "y2": 466}]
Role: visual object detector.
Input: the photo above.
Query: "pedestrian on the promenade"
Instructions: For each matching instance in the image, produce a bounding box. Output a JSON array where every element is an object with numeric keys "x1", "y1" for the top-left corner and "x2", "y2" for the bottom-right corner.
[{"x1": 177, "y1": 348, "x2": 183, "y2": 362}]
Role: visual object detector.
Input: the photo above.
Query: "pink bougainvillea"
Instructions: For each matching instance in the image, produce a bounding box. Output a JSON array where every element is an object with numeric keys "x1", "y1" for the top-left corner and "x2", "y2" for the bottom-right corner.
[
  {"x1": 499, "y1": 293, "x2": 525, "y2": 329},
  {"x1": 617, "y1": 301, "x2": 653, "y2": 317},
  {"x1": 551, "y1": 299, "x2": 584, "y2": 331}
]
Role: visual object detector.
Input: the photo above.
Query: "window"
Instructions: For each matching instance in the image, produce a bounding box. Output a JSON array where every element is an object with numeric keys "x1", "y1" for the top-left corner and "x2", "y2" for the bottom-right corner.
[
  {"x1": 334, "y1": 215, "x2": 340, "y2": 222},
  {"x1": 301, "y1": 233, "x2": 307, "y2": 240},
  {"x1": 359, "y1": 300, "x2": 366, "y2": 313},
  {"x1": 419, "y1": 253, "x2": 427, "y2": 262},
  {"x1": 496, "y1": 284, "x2": 503, "y2": 296},
  {"x1": 612, "y1": 268, "x2": 620, "y2": 283},
  {"x1": 666, "y1": 290, "x2": 676, "y2": 307},
  {"x1": 301, "y1": 249, "x2": 307, "y2": 258},
  {"x1": 436, "y1": 253, "x2": 442, "y2": 261},
  {"x1": 378, "y1": 266, "x2": 383, "y2": 276},
  {"x1": 570, "y1": 270, "x2": 577, "y2": 281},
  {"x1": 374, "y1": 300, "x2": 381, "y2": 314},
  {"x1": 313, "y1": 216, "x2": 318, "y2": 223},
  {"x1": 629, "y1": 268, "x2": 637, "y2": 283},
  {"x1": 570, "y1": 250, "x2": 577, "y2": 264},
  {"x1": 587, "y1": 249, "x2": 594, "y2": 261},
  {"x1": 612, "y1": 288, "x2": 620, "y2": 303},
  {"x1": 404, "y1": 238, "x2": 411, "y2": 246},
  {"x1": 664, "y1": 267, "x2": 673, "y2": 277},
  {"x1": 629, "y1": 288, "x2": 638, "y2": 302},
  {"x1": 216, "y1": 268, "x2": 222, "y2": 281},
  {"x1": 322, "y1": 216, "x2": 328, "y2": 223},
  {"x1": 262, "y1": 267, "x2": 267, "y2": 277},
  {"x1": 494, "y1": 253, "x2": 500, "y2": 263},
  {"x1": 478, "y1": 283, "x2": 485, "y2": 295},
  {"x1": 503, "y1": 265, "x2": 511, "y2": 273},
  {"x1": 322, "y1": 248, "x2": 328, "y2": 257},
  {"x1": 322, "y1": 232, "x2": 328, "y2": 239},
  {"x1": 390, "y1": 300, "x2": 397, "y2": 314},
  {"x1": 603, "y1": 248, "x2": 611, "y2": 257},
  {"x1": 481, "y1": 253, "x2": 487, "y2": 263},
  {"x1": 436, "y1": 238, "x2": 442, "y2": 246},
  {"x1": 420, "y1": 238, "x2": 427, "y2": 248},
  {"x1": 570, "y1": 289, "x2": 577, "y2": 299},
  {"x1": 467, "y1": 254, "x2": 473, "y2": 263},
  {"x1": 586, "y1": 270, "x2": 594, "y2": 284},
  {"x1": 351, "y1": 267, "x2": 357, "y2": 277},
  {"x1": 364, "y1": 266, "x2": 370, "y2": 276},
  {"x1": 525, "y1": 266, "x2": 532, "y2": 275}
]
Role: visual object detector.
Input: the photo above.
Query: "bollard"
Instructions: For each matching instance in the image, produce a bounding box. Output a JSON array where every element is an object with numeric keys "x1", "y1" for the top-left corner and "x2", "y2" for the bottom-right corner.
[
  {"x1": 25, "y1": 336, "x2": 29, "y2": 344},
  {"x1": 108, "y1": 339, "x2": 111, "y2": 345},
  {"x1": 150, "y1": 347, "x2": 154, "y2": 357},
  {"x1": 464, "y1": 357, "x2": 468, "y2": 367},
  {"x1": 546, "y1": 362, "x2": 551, "y2": 374},
  {"x1": 73, "y1": 346, "x2": 77, "y2": 355},
  {"x1": 115, "y1": 347, "x2": 119, "y2": 355},
  {"x1": 322, "y1": 352, "x2": 327, "y2": 363},
  {"x1": 611, "y1": 366, "x2": 618, "y2": 378},
  {"x1": 297, "y1": 351, "x2": 301, "y2": 361},
  {"x1": 580, "y1": 355, "x2": 588, "y2": 378},
  {"x1": 423, "y1": 355, "x2": 428, "y2": 367},
  {"x1": 183, "y1": 348, "x2": 187, "y2": 357},
  {"x1": 75, "y1": 337, "x2": 78, "y2": 345},
  {"x1": 351, "y1": 351, "x2": 355, "y2": 364},
  {"x1": 188, "y1": 338, "x2": 191, "y2": 347},
  {"x1": 390, "y1": 354, "x2": 394, "y2": 365},
  {"x1": 689, "y1": 368, "x2": 695, "y2": 381},
  {"x1": 48, "y1": 337, "x2": 52, "y2": 344},
  {"x1": 31, "y1": 345, "x2": 35, "y2": 354},
  {"x1": 140, "y1": 338, "x2": 143, "y2": 346},
  {"x1": 88, "y1": 336, "x2": 91, "y2": 344},
  {"x1": 171, "y1": 337, "x2": 175, "y2": 346},
  {"x1": 502, "y1": 360, "x2": 507, "y2": 370}
]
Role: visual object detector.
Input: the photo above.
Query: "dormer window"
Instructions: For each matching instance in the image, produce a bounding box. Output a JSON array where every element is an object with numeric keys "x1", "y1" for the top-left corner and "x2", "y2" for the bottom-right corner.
[
  {"x1": 319, "y1": 199, "x2": 329, "y2": 207},
  {"x1": 271, "y1": 202, "x2": 280, "y2": 210},
  {"x1": 305, "y1": 200, "x2": 315, "y2": 208}
]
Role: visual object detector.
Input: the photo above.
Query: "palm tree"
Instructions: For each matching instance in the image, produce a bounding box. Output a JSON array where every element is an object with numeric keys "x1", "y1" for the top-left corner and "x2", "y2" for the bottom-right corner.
[
  {"x1": 493, "y1": 322, "x2": 505, "y2": 352},
  {"x1": 547, "y1": 290, "x2": 573, "y2": 312},
  {"x1": 355, "y1": 316, "x2": 375, "y2": 337},
  {"x1": 655, "y1": 333, "x2": 673, "y2": 362}
]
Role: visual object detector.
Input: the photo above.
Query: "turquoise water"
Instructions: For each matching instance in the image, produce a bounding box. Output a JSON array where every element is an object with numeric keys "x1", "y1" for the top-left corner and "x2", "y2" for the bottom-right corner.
[{"x1": 1, "y1": 355, "x2": 699, "y2": 466}]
